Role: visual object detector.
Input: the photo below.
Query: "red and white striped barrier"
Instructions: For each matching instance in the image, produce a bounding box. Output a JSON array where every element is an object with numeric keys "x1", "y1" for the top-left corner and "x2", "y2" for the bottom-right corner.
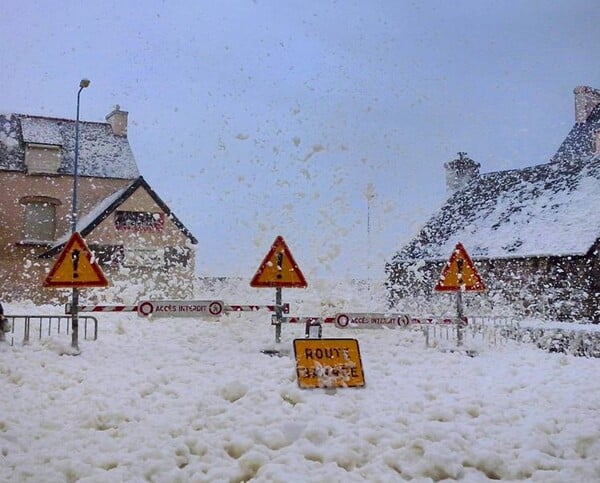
[
  {"x1": 273, "y1": 314, "x2": 468, "y2": 329},
  {"x1": 225, "y1": 304, "x2": 289, "y2": 313},
  {"x1": 66, "y1": 302, "x2": 290, "y2": 315},
  {"x1": 65, "y1": 304, "x2": 138, "y2": 314},
  {"x1": 275, "y1": 316, "x2": 336, "y2": 324}
]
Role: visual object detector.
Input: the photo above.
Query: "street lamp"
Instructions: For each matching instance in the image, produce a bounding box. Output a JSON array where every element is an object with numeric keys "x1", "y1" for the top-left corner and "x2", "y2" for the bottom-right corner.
[
  {"x1": 364, "y1": 183, "x2": 376, "y2": 293},
  {"x1": 70, "y1": 78, "x2": 90, "y2": 352},
  {"x1": 71, "y1": 78, "x2": 90, "y2": 233}
]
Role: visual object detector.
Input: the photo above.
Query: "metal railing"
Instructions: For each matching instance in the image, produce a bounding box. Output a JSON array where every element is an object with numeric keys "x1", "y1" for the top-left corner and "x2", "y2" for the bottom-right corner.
[
  {"x1": 3, "y1": 315, "x2": 98, "y2": 346},
  {"x1": 422, "y1": 315, "x2": 521, "y2": 349},
  {"x1": 421, "y1": 315, "x2": 600, "y2": 358}
]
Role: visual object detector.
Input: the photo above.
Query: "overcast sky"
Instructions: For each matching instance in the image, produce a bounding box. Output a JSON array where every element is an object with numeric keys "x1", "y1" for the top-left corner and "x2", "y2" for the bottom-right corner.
[{"x1": 1, "y1": 1, "x2": 599, "y2": 281}]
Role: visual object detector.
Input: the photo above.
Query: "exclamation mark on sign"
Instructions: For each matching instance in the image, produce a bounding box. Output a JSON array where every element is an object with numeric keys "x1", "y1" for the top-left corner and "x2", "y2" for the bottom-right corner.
[
  {"x1": 72, "y1": 249, "x2": 80, "y2": 279},
  {"x1": 276, "y1": 252, "x2": 283, "y2": 279},
  {"x1": 456, "y1": 257, "x2": 464, "y2": 287}
]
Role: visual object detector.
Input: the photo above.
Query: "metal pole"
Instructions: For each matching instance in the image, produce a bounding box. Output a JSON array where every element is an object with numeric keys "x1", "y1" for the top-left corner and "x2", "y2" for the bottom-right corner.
[
  {"x1": 367, "y1": 198, "x2": 371, "y2": 281},
  {"x1": 456, "y1": 257, "x2": 464, "y2": 347},
  {"x1": 275, "y1": 287, "x2": 282, "y2": 343},
  {"x1": 456, "y1": 290, "x2": 464, "y2": 346},
  {"x1": 70, "y1": 79, "x2": 90, "y2": 353},
  {"x1": 366, "y1": 190, "x2": 375, "y2": 289}
]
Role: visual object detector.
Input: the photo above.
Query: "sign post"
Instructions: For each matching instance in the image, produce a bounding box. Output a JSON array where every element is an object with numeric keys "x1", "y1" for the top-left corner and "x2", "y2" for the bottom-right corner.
[
  {"x1": 250, "y1": 235, "x2": 307, "y2": 344},
  {"x1": 274, "y1": 287, "x2": 283, "y2": 343},
  {"x1": 44, "y1": 232, "x2": 108, "y2": 352},
  {"x1": 434, "y1": 242, "x2": 486, "y2": 346}
]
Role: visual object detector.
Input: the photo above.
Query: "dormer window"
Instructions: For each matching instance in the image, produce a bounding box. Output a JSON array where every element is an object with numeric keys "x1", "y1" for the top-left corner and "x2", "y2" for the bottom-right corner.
[
  {"x1": 24, "y1": 143, "x2": 62, "y2": 175},
  {"x1": 20, "y1": 196, "x2": 61, "y2": 243}
]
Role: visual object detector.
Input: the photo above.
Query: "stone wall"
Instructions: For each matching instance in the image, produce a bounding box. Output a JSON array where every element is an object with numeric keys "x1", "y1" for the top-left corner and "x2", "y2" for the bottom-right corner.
[{"x1": 385, "y1": 245, "x2": 600, "y2": 322}]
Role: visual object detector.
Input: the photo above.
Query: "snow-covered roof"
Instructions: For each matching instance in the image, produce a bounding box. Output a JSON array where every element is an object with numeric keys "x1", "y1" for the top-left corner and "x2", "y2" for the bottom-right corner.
[
  {"x1": 396, "y1": 94, "x2": 600, "y2": 261},
  {"x1": 552, "y1": 104, "x2": 600, "y2": 163},
  {"x1": 0, "y1": 113, "x2": 139, "y2": 179},
  {"x1": 50, "y1": 186, "x2": 131, "y2": 249}
]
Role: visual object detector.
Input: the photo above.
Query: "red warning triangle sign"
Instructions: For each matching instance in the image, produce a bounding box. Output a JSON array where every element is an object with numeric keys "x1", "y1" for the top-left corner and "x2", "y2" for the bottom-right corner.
[
  {"x1": 250, "y1": 235, "x2": 308, "y2": 288},
  {"x1": 434, "y1": 242, "x2": 486, "y2": 292},
  {"x1": 44, "y1": 232, "x2": 109, "y2": 288}
]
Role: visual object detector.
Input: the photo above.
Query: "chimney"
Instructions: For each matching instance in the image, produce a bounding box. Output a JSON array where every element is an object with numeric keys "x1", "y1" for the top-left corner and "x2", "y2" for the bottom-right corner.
[
  {"x1": 444, "y1": 152, "x2": 480, "y2": 194},
  {"x1": 574, "y1": 86, "x2": 600, "y2": 123},
  {"x1": 105, "y1": 105, "x2": 128, "y2": 136}
]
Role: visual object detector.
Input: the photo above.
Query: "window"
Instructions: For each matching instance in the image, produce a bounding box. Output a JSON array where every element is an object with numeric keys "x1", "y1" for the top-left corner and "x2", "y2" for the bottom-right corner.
[
  {"x1": 21, "y1": 197, "x2": 60, "y2": 243},
  {"x1": 164, "y1": 246, "x2": 191, "y2": 268},
  {"x1": 24, "y1": 143, "x2": 62, "y2": 175},
  {"x1": 88, "y1": 244, "x2": 124, "y2": 267},
  {"x1": 115, "y1": 211, "x2": 164, "y2": 231}
]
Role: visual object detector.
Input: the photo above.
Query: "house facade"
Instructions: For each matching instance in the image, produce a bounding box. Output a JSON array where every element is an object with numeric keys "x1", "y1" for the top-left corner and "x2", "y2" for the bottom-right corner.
[
  {"x1": 386, "y1": 86, "x2": 600, "y2": 322},
  {"x1": 0, "y1": 107, "x2": 197, "y2": 305}
]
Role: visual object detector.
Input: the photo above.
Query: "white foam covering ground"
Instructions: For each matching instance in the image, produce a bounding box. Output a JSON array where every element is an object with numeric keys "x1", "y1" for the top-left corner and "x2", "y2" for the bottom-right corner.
[{"x1": 1, "y1": 279, "x2": 599, "y2": 482}]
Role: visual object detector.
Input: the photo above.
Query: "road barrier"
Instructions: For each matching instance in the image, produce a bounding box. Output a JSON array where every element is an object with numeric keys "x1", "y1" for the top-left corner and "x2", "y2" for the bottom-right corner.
[
  {"x1": 226, "y1": 304, "x2": 289, "y2": 313},
  {"x1": 4, "y1": 315, "x2": 99, "y2": 346},
  {"x1": 421, "y1": 316, "x2": 522, "y2": 349},
  {"x1": 65, "y1": 302, "x2": 290, "y2": 315},
  {"x1": 67, "y1": 304, "x2": 138, "y2": 313},
  {"x1": 276, "y1": 316, "x2": 336, "y2": 325},
  {"x1": 5, "y1": 309, "x2": 599, "y2": 358}
]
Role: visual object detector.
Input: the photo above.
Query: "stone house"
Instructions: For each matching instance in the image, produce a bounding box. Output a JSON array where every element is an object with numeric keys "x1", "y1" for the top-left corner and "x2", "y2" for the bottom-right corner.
[
  {"x1": 386, "y1": 86, "x2": 600, "y2": 322},
  {"x1": 0, "y1": 107, "x2": 197, "y2": 304}
]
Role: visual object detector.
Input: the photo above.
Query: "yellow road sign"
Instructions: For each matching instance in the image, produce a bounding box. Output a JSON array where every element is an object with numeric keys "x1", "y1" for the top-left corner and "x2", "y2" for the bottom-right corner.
[
  {"x1": 44, "y1": 232, "x2": 109, "y2": 288},
  {"x1": 250, "y1": 235, "x2": 307, "y2": 288},
  {"x1": 434, "y1": 242, "x2": 486, "y2": 292},
  {"x1": 293, "y1": 338, "x2": 365, "y2": 389}
]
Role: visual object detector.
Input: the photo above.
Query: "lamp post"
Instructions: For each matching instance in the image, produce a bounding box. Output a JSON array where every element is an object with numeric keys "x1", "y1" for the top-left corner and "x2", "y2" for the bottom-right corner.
[
  {"x1": 70, "y1": 78, "x2": 90, "y2": 352},
  {"x1": 364, "y1": 183, "x2": 376, "y2": 288}
]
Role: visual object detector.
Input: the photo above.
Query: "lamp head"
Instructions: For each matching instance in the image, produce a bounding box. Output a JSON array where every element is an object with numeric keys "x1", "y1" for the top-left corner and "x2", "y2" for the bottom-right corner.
[{"x1": 79, "y1": 79, "x2": 91, "y2": 88}]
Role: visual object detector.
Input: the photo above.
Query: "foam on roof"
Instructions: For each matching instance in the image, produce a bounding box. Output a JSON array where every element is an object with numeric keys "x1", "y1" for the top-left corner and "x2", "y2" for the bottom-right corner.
[
  {"x1": 395, "y1": 102, "x2": 600, "y2": 261},
  {"x1": 0, "y1": 113, "x2": 139, "y2": 179}
]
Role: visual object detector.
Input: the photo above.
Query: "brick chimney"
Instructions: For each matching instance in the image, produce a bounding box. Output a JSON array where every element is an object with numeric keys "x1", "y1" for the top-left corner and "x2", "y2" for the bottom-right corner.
[
  {"x1": 105, "y1": 105, "x2": 128, "y2": 136},
  {"x1": 444, "y1": 152, "x2": 480, "y2": 194},
  {"x1": 574, "y1": 86, "x2": 600, "y2": 123}
]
